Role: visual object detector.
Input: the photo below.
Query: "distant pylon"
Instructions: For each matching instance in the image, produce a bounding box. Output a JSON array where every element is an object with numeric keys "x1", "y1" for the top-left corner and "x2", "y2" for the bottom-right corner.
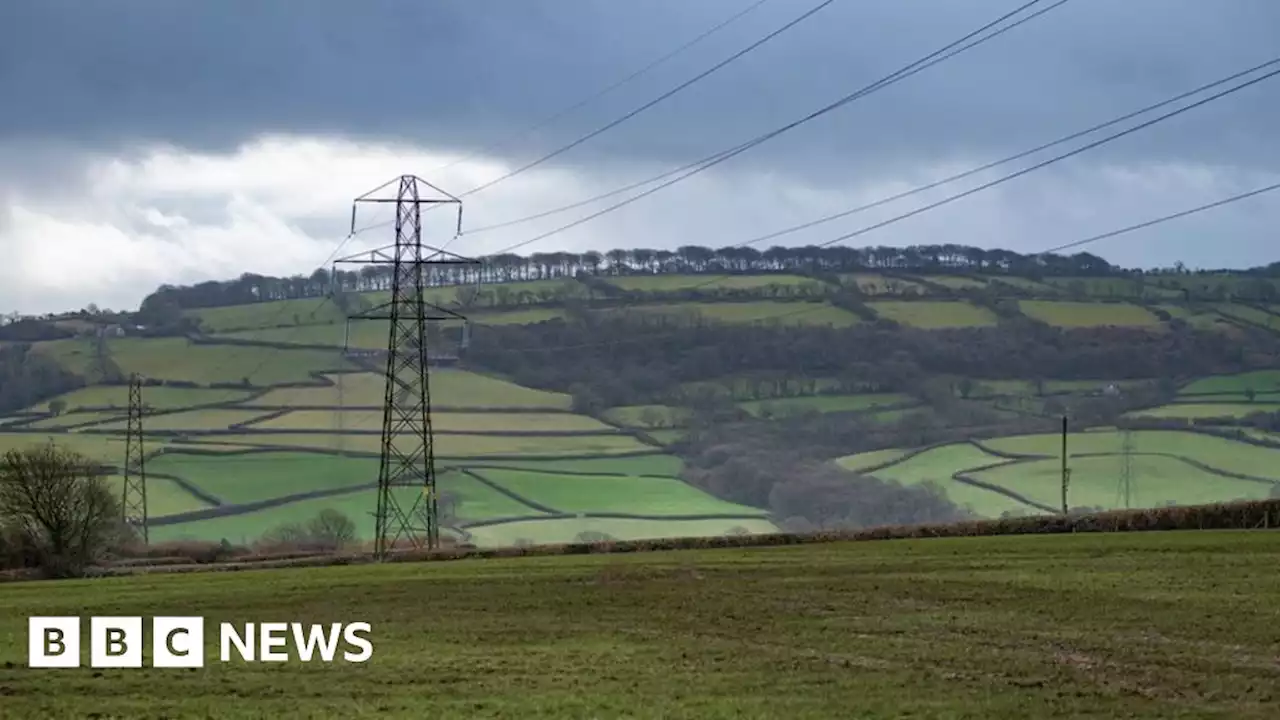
[
  {"x1": 335, "y1": 175, "x2": 479, "y2": 559},
  {"x1": 122, "y1": 373, "x2": 148, "y2": 544}
]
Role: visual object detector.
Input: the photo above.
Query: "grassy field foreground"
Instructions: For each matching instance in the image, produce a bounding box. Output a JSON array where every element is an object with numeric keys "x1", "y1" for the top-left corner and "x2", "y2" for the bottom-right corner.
[{"x1": 1, "y1": 531, "x2": 1278, "y2": 718}]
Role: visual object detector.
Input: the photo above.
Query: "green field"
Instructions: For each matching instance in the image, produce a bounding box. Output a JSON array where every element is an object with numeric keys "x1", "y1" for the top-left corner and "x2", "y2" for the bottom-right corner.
[
  {"x1": 1018, "y1": 301, "x2": 1161, "y2": 327},
  {"x1": 867, "y1": 300, "x2": 997, "y2": 328},
  {"x1": 866, "y1": 443, "x2": 1004, "y2": 486},
  {"x1": 1180, "y1": 370, "x2": 1280, "y2": 395},
  {"x1": 244, "y1": 371, "x2": 572, "y2": 409},
  {"x1": 219, "y1": 308, "x2": 565, "y2": 349},
  {"x1": 1212, "y1": 303, "x2": 1280, "y2": 329},
  {"x1": 101, "y1": 474, "x2": 212, "y2": 517},
  {"x1": 254, "y1": 410, "x2": 615, "y2": 434},
  {"x1": 1156, "y1": 304, "x2": 1240, "y2": 333},
  {"x1": 738, "y1": 393, "x2": 912, "y2": 416},
  {"x1": 839, "y1": 273, "x2": 929, "y2": 296},
  {"x1": 29, "y1": 385, "x2": 253, "y2": 412},
  {"x1": 465, "y1": 516, "x2": 778, "y2": 546},
  {"x1": 624, "y1": 301, "x2": 860, "y2": 327},
  {"x1": 915, "y1": 275, "x2": 988, "y2": 290},
  {"x1": 971, "y1": 455, "x2": 1275, "y2": 510},
  {"x1": 1128, "y1": 403, "x2": 1280, "y2": 420},
  {"x1": 602, "y1": 404, "x2": 690, "y2": 428},
  {"x1": 986, "y1": 276, "x2": 1060, "y2": 294},
  {"x1": 0, "y1": 432, "x2": 148, "y2": 463},
  {"x1": 62, "y1": 338, "x2": 356, "y2": 385},
  {"x1": 834, "y1": 447, "x2": 910, "y2": 472},
  {"x1": 21, "y1": 410, "x2": 126, "y2": 429},
  {"x1": 179, "y1": 432, "x2": 655, "y2": 458},
  {"x1": 184, "y1": 297, "x2": 349, "y2": 333},
  {"x1": 148, "y1": 452, "x2": 382, "y2": 505},
  {"x1": 3, "y1": 532, "x2": 1277, "y2": 717},
  {"x1": 96, "y1": 408, "x2": 274, "y2": 431},
  {"x1": 981, "y1": 430, "x2": 1280, "y2": 481},
  {"x1": 445, "y1": 455, "x2": 685, "y2": 477},
  {"x1": 605, "y1": 274, "x2": 827, "y2": 294},
  {"x1": 473, "y1": 468, "x2": 765, "y2": 516}
]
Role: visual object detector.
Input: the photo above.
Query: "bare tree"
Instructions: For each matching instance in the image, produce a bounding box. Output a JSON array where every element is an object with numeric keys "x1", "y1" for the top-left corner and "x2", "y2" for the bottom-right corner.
[
  {"x1": 306, "y1": 509, "x2": 357, "y2": 550},
  {"x1": 0, "y1": 443, "x2": 122, "y2": 577}
]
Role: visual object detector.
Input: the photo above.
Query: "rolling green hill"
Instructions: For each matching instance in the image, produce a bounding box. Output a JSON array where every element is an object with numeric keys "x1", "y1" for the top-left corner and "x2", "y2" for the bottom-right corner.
[{"x1": 5, "y1": 251, "x2": 1280, "y2": 548}]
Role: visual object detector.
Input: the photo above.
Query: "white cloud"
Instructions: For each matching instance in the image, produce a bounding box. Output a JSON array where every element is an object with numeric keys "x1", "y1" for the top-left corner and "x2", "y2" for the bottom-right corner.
[{"x1": 0, "y1": 134, "x2": 1276, "y2": 315}]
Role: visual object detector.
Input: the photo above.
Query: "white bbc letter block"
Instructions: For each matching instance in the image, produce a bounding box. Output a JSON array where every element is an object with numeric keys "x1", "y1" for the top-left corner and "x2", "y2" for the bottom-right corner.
[
  {"x1": 28, "y1": 617, "x2": 80, "y2": 668},
  {"x1": 90, "y1": 617, "x2": 143, "y2": 668},
  {"x1": 153, "y1": 617, "x2": 205, "y2": 668}
]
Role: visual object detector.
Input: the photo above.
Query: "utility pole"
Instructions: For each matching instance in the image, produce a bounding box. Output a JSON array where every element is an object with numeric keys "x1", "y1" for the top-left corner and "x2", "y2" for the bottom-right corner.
[
  {"x1": 1060, "y1": 415, "x2": 1070, "y2": 515},
  {"x1": 334, "y1": 175, "x2": 479, "y2": 559},
  {"x1": 122, "y1": 373, "x2": 148, "y2": 544}
]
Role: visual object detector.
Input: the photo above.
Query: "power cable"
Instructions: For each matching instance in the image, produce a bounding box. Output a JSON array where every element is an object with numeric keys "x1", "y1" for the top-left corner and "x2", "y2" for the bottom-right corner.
[
  {"x1": 583, "y1": 54, "x2": 1280, "y2": 298},
  {"x1": 430, "y1": 0, "x2": 776, "y2": 176},
  {"x1": 476, "y1": 0, "x2": 1070, "y2": 257},
  {"x1": 457, "y1": 0, "x2": 839, "y2": 199}
]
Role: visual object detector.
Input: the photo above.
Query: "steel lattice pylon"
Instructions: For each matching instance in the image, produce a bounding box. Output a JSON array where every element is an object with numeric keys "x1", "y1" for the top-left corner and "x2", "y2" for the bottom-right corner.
[
  {"x1": 122, "y1": 373, "x2": 148, "y2": 544},
  {"x1": 335, "y1": 175, "x2": 478, "y2": 559}
]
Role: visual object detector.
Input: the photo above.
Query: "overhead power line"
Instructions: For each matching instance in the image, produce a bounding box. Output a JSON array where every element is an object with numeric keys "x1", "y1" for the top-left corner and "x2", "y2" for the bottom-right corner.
[
  {"x1": 431, "y1": 0, "x2": 775, "y2": 176},
  {"x1": 729, "y1": 55, "x2": 1280, "y2": 250},
  {"x1": 476, "y1": 0, "x2": 1070, "y2": 256},
  {"x1": 464, "y1": 177, "x2": 1280, "y2": 356},
  {"x1": 807, "y1": 62, "x2": 1280, "y2": 250},
  {"x1": 457, "y1": 0, "x2": 837, "y2": 199}
]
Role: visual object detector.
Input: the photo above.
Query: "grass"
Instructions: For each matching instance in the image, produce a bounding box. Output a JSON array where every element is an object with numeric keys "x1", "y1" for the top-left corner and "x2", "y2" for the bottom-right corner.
[
  {"x1": 179, "y1": 432, "x2": 656, "y2": 458},
  {"x1": 21, "y1": 410, "x2": 126, "y2": 430},
  {"x1": 1180, "y1": 370, "x2": 1280, "y2": 395},
  {"x1": 473, "y1": 468, "x2": 766, "y2": 516},
  {"x1": 623, "y1": 301, "x2": 861, "y2": 327},
  {"x1": 601, "y1": 404, "x2": 691, "y2": 428},
  {"x1": 1040, "y1": 277, "x2": 1181, "y2": 299},
  {"x1": 738, "y1": 393, "x2": 911, "y2": 416},
  {"x1": 981, "y1": 430, "x2": 1280, "y2": 481},
  {"x1": 466, "y1": 516, "x2": 779, "y2": 547},
  {"x1": 916, "y1": 275, "x2": 988, "y2": 290},
  {"x1": 184, "y1": 297, "x2": 349, "y2": 333},
  {"x1": 100, "y1": 338, "x2": 355, "y2": 386},
  {"x1": 644, "y1": 429, "x2": 686, "y2": 446},
  {"x1": 245, "y1": 371, "x2": 572, "y2": 409},
  {"x1": 100, "y1": 474, "x2": 213, "y2": 517},
  {"x1": 444, "y1": 455, "x2": 685, "y2": 477},
  {"x1": 1156, "y1": 304, "x2": 1240, "y2": 333},
  {"x1": 834, "y1": 447, "x2": 910, "y2": 472},
  {"x1": 605, "y1": 274, "x2": 827, "y2": 293},
  {"x1": 95, "y1": 408, "x2": 275, "y2": 431},
  {"x1": 1212, "y1": 304, "x2": 1280, "y2": 329},
  {"x1": 147, "y1": 454, "x2": 538, "y2": 520},
  {"x1": 867, "y1": 443, "x2": 1003, "y2": 486},
  {"x1": 0, "y1": 432, "x2": 157, "y2": 463},
  {"x1": 973, "y1": 455, "x2": 1276, "y2": 511},
  {"x1": 28, "y1": 385, "x2": 253, "y2": 412},
  {"x1": 839, "y1": 273, "x2": 929, "y2": 295},
  {"x1": 986, "y1": 276, "x2": 1060, "y2": 294},
  {"x1": 3, "y1": 531, "x2": 1278, "y2": 717},
  {"x1": 254, "y1": 410, "x2": 615, "y2": 434},
  {"x1": 1127, "y1": 403, "x2": 1280, "y2": 420},
  {"x1": 1018, "y1": 301, "x2": 1161, "y2": 328},
  {"x1": 220, "y1": 308, "x2": 565, "y2": 349},
  {"x1": 867, "y1": 300, "x2": 997, "y2": 328}
]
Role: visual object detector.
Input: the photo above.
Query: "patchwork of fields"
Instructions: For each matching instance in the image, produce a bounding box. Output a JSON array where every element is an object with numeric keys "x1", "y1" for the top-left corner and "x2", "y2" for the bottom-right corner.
[{"x1": 12, "y1": 273, "x2": 1280, "y2": 550}]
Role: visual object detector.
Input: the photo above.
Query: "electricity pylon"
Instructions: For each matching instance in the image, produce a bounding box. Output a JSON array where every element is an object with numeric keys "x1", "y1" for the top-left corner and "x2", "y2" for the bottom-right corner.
[
  {"x1": 334, "y1": 175, "x2": 479, "y2": 559},
  {"x1": 122, "y1": 373, "x2": 148, "y2": 543}
]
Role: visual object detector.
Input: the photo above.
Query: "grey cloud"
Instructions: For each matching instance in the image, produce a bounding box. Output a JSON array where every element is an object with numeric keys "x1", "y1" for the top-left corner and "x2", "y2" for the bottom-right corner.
[{"x1": 3, "y1": 0, "x2": 1280, "y2": 179}]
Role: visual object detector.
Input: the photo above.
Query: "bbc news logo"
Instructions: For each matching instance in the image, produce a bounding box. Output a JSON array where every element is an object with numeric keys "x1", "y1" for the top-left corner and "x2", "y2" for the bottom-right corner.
[{"x1": 28, "y1": 617, "x2": 373, "y2": 668}]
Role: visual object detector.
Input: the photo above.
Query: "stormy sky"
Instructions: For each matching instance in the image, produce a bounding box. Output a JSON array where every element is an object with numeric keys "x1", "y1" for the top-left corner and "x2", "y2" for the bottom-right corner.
[{"x1": 1, "y1": 0, "x2": 1278, "y2": 313}]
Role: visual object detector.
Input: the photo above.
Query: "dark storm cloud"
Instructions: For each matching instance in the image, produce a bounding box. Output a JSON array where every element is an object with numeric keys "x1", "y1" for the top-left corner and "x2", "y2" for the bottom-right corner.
[{"x1": 3, "y1": 0, "x2": 1279, "y2": 177}]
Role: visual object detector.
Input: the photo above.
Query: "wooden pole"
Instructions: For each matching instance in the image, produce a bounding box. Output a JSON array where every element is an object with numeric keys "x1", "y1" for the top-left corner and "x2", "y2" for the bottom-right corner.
[{"x1": 1060, "y1": 415, "x2": 1069, "y2": 514}]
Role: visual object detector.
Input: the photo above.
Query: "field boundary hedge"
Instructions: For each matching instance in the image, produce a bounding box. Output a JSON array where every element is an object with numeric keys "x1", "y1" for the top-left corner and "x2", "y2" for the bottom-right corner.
[{"x1": 66, "y1": 498, "x2": 1280, "y2": 580}]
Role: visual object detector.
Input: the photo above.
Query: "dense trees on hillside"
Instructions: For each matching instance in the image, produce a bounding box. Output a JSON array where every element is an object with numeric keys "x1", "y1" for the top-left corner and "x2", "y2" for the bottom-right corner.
[
  {"x1": 137, "y1": 241, "x2": 1280, "y2": 311},
  {"x1": 464, "y1": 316, "x2": 1279, "y2": 410},
  {"x1": 0, "y1": 345, "x2": 84, "y2": 414}
]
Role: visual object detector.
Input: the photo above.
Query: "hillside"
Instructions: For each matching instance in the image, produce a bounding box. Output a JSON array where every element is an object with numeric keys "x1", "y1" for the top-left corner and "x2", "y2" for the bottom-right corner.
[{"x1": 3, "y1": 243, "x2": 1280, "y2": 547}]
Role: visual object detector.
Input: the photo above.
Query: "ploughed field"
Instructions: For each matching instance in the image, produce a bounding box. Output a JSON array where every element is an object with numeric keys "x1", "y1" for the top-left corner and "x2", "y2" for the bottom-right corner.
[{"x1": 1, "y1": 531, "x2": 1276, "y2": 718}]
